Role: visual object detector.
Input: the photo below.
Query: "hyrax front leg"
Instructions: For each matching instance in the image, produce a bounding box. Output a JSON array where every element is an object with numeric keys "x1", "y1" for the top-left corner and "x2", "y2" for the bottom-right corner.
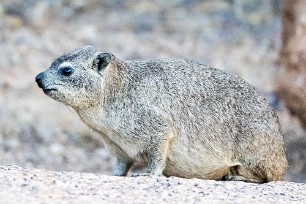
[
  {"x1": 112, "y1": 158, "x2": 133, "y2": 176},
  {"x1": 133, "y1": 132, "x2": 174, "y2": 177},
  {"x1": 147, "y1": 136, "x2": 173, "y2": 175},
  {"x1": 103, "y1": 137, "x2": 133, "y2": 176}
]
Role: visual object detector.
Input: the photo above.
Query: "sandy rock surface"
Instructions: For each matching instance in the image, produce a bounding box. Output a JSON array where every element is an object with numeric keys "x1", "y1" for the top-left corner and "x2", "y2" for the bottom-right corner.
[{"x1": 0, "y1": 165, "x2": 305, "y2": 204}]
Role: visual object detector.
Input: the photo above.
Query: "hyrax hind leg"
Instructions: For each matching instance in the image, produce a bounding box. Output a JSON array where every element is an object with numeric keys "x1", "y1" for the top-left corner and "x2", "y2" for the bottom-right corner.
[{"x1": 225, "y1": 129, "x2": 288, "y2": 183}]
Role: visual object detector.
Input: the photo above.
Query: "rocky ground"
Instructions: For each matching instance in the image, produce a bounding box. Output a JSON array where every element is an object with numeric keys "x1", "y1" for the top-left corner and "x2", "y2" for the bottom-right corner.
[
  {"x1": 0, "y1": 165, "x2": 305, "y2": 204},
  {"x1": 0, "y1": 1, "x2": 305, "y2": 201}
]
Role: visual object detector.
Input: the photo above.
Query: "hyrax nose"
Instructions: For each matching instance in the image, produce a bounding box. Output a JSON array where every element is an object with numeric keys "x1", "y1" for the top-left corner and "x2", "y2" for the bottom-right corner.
[{"x1": 35, "y1": 72, "x2": 44, "y2": 88}]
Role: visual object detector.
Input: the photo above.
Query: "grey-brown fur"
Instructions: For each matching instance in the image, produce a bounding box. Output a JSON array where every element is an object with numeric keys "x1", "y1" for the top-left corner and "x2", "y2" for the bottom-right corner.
[{"x1": 35, "y1": 46, "x2": 288, "y2": 183}]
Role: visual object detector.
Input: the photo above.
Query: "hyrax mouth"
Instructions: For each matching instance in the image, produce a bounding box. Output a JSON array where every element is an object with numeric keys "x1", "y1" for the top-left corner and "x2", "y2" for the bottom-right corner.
[{"x1": 43, "y1": 88, "x2": 57, "y2": 94}]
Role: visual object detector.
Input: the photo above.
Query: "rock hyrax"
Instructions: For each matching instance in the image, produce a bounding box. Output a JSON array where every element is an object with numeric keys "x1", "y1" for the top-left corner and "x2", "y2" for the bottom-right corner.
[{"x1": 35, "y1": 46, "x2": 287, "y2": 183}]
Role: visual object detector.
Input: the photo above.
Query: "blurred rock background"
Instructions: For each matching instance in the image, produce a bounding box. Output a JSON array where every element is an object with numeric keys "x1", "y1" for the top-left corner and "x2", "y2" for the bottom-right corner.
[{"x1": 0, "y1": 0, "x2": 305, "y2": 182}]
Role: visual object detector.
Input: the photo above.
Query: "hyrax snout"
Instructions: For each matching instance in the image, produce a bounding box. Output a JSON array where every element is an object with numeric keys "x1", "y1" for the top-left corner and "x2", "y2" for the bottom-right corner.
[{"x1": 35, "y1": 46, "x2": 288, "y2": 183}]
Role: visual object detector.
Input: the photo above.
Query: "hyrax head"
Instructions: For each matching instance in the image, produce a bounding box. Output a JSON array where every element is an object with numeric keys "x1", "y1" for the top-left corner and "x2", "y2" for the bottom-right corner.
[{"x1": 35, "y1": 46, "x2": 113, "y2": 109}]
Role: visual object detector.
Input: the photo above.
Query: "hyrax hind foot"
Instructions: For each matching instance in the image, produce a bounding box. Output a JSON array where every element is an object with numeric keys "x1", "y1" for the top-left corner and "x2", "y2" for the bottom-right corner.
[
  {"x1": 222, "y1": 175, "x2": 263, "y2": 183},
  {"x1": 220, "y1": 164, "x2": 272, "y2": 183}
]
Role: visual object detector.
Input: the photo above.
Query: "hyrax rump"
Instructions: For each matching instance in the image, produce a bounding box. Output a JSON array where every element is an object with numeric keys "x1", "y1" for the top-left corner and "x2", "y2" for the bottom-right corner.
[{"x1": 35, "y1": 46, "x2": 287, "y2": 183}]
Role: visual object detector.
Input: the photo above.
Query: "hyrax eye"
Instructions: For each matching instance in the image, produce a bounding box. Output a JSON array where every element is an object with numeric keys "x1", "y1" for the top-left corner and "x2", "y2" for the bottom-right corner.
[{"x1": 59, "y1": 67, "x2": 74, "y2": 76}]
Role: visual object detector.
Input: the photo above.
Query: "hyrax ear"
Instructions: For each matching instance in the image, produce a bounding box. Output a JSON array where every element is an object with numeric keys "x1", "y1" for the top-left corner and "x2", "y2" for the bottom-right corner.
[{"x1": 93, "y1": 52, "x2": 112, "y2": 72}]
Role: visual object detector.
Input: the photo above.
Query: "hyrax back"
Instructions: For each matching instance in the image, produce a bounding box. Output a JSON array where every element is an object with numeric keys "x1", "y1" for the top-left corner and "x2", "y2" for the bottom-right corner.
[{"x1": 35, "y1": 46, "x2": 288, "y2": 183}]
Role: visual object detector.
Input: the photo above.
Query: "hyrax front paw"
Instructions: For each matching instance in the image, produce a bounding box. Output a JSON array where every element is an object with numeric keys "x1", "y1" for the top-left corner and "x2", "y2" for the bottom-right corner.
[
  {"x1": 131, "y1": 173, "x2": 151, "y2": 177},
  {"x1": 112, "y1": 159, "x2": 133, "y2": 176},
  {"x1": 131, "y1": 172, "x2": 165, "y2": 177}
]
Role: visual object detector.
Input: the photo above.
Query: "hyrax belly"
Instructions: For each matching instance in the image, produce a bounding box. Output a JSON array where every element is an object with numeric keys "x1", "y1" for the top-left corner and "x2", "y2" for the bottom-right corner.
[{"x1": 163, "y1": 138, "x2": 238, "y2": 180}]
